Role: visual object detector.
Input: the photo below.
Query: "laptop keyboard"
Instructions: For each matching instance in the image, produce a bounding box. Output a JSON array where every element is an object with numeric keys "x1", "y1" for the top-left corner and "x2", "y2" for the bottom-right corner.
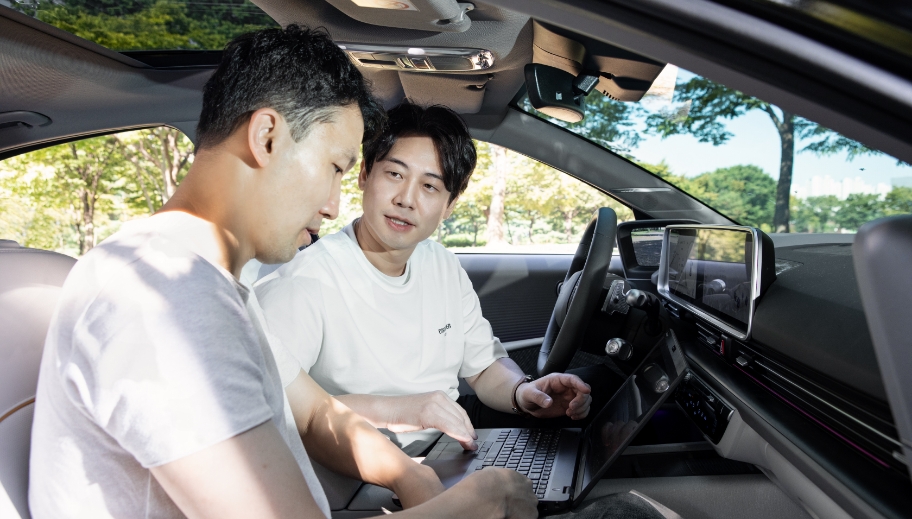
[{"x1": 473, "y1": 429, "x2": 561, "y2": 498}]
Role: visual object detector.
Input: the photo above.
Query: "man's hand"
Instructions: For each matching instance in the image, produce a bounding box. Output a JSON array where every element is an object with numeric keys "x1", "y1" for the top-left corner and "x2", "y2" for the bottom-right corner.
[
  {"x1": 516, "y1": 373, "x2": 592, "y2": 420},
  {"x1": 447, "y1": 468, "x2": 538, "y2": 518},
  {"x1": 386, "y1": 391, "x2": 478, "y2": 451}
]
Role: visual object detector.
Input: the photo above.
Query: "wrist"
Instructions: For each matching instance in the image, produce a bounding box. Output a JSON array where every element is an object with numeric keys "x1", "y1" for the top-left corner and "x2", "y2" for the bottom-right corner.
[
  {"x1": 511, "y1": 375, "x2": 533, "y2": 415},
  {"x1": 391, "y1": 463, "x2": 444, "y2": 508}
]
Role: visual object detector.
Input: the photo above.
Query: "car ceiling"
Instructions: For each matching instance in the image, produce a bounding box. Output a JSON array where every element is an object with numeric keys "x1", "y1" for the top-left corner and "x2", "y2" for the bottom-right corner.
[{"x1": 3, "y1": 0, "x2": 912, "y2": 222}]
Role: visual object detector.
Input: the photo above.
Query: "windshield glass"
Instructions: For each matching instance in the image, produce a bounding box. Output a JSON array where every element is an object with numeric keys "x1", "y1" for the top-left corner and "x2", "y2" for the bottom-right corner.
[
  {"x1": 7, "y1": 0, "x2": 277, "y2": 52},
  {"x1": 517, "y1": 65, "x2": 912, "y2": 233}
]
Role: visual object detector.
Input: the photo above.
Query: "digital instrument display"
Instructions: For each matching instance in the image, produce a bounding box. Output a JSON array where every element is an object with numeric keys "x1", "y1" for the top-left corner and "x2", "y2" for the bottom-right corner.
[{"x1": 659, "y1": 226, "x2": 770, "y2": 339}]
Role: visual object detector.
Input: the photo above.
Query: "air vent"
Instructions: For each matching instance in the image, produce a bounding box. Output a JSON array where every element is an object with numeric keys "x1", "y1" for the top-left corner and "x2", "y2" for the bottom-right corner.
[{"x1": 338, "y1": 43, "x2": 493, "y2": 72}]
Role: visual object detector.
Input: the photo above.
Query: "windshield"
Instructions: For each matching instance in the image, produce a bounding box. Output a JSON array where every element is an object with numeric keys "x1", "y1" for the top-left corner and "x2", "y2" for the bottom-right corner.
[
  {"x1": 7, "y1": 0, "x2": 277, "y2": 52},
  {"x1": 517, "y1": 65, "x2": 912, "y2": 233}
]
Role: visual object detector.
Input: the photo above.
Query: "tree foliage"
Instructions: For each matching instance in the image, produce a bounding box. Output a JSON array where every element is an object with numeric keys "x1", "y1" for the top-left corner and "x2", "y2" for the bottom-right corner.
[
  {"x1": 11, "y1": 0, "x2": 276, "y2": 51},
  {"x1": 0, "y1": 128, "x2": 193, "y2": 256},
  {"x1": 643, "y1": 75, "x2": 883, "y2": 232}
]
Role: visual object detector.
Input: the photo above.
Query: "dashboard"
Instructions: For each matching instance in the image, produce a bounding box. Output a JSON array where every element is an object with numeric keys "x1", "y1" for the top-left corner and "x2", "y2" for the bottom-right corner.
[{"x1": 615, "y1": 221, "x2": 912, "y2": 519}]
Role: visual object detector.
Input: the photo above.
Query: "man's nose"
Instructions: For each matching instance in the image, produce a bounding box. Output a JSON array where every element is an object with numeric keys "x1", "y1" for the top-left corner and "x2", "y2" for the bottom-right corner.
[
  {"x1": 321, "y1": 176, "x2": 342, "y2": 220},
  {"x1": 393, "y1": 180, "x2": 417, "y2": 209}
]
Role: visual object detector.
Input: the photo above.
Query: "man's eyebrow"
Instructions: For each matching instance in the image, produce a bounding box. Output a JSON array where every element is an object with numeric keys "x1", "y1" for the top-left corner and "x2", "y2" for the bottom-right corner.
[
  {"x1": 385, "y1": 156, "x2": 444, "y2": 182},
  {"x1": 345, "y1": 152, "x2": 358, "y2": 169}
]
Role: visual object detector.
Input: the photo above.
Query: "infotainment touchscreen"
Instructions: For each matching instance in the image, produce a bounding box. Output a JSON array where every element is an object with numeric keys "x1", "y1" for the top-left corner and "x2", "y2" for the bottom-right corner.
[{"x1": 658, "y1": 225, "x2": 774, "y2": 339}]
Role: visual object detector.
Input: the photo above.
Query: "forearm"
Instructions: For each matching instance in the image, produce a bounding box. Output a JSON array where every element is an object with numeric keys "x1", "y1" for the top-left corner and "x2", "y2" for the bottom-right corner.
[
  {"x1": 287, "y1": 372, "x2": 442, "y2": 506},
  {"x1": 334, "y1": 393, "x2": 397, "y2": 429},
  {"x1": 466, "y1": 358, "x2": 527, "y2": 413}
]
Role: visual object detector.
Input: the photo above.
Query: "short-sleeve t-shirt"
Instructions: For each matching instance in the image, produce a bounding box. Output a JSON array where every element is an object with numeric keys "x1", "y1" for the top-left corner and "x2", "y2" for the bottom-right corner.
[
  {"x1": 28, "y1": 213, "x2": 330, "y2": 519},
  {"x1": 255, "y1": 221, "x2": 508, "y2": 401}
]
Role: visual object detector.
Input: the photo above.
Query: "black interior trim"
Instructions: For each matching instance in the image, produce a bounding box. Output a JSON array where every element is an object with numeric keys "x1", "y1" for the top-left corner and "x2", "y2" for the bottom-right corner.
[{"x1": 685, "y1": 342, "x2": 912, "y2": 518}]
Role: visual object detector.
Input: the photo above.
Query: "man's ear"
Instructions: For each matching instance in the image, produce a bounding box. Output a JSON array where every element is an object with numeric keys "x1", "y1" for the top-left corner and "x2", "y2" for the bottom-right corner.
[
  {"x1": 357, "y1": 161, "x2": 369, "y2": 191},
  {"x1": 443, "y1": 195, "x2": 459, "y2": 220},
  {"x1": 247, "y1": 108, "x2": 281, "y2": 168}
]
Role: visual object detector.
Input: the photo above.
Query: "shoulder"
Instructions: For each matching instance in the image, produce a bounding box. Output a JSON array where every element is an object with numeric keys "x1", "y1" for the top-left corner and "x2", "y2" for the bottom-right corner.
[
  {"x1": 417, "y1": 238, "x2": 461, "y2": 265},
  {"x1": 414, "y1": 239, "x2": 469, "y2": 282}
]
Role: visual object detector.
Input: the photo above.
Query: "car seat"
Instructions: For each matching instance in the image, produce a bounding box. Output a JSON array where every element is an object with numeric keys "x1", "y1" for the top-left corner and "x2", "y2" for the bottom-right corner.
[
  {"x1": 0, "y1": 240, "x2": 76, "y2": 519},
  {"x1": 853, "y1": 215, "x2": 912, "y2": 481}
]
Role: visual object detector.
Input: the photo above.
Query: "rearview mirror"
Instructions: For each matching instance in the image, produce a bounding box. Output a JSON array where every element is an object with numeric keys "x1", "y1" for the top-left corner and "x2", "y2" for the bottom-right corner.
[{"x1": 524, "y1": 64, "x2": 584, "y2": 123}]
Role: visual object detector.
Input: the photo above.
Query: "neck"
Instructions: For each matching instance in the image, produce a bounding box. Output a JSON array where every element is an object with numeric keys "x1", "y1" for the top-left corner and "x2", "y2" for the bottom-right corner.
[
  {"x1": 158, "y1": 147, "x2": 254, "y2": 279},
  {"x1": 353, "y1": 218, "x2": 414, "y2": 277}
]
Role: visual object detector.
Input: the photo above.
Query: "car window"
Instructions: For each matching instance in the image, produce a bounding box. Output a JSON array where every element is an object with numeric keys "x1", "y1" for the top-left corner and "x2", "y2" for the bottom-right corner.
[
  {"x1": 8, "y1": 0, "x2": 277, "y2": 52},
  {"x1": 0, "y1": 127, "x2": 193, "y2": 256},
  {"x1": 320, "y1": 141, "x2": 635, "y2": 253},
  {"x1": 517, "y1": 65, "x2": 912, "y2": 234}
]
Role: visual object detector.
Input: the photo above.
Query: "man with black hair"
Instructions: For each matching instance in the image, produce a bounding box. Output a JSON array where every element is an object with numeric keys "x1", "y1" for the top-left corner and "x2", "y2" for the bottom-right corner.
[
  {"x1": 256, "y1": 102, "x2": 596, "y2": 451},
  {"x1": 29, "y1": 28, "x2": 536, "y2": 519}
]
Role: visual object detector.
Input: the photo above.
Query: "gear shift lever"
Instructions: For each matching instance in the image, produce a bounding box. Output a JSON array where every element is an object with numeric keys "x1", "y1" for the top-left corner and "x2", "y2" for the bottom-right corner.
[{"x1": 626, "y1": 289, "x2": 663, "y2": 335}]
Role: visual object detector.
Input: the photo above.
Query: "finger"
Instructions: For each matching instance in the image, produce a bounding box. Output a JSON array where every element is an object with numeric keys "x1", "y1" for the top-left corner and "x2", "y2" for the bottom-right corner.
[
  {"x1": 453, "y1": 401, "x2": 478, "y2": 441},
  {"x1": 434, "y1": 400, "x2": 478, "y2": 450},
  {"x1": 523, "y1": 386, "x2": 553, "y2": 409},
  {"x1": 569, "y1": 394, "x2": 592, "y2": 419},
  {"x1": 553, "y1": 373, "x2": 591, "y2": 394},
  {"x1": 567, "y1": 387, "x2": 591, "y2": 409}
]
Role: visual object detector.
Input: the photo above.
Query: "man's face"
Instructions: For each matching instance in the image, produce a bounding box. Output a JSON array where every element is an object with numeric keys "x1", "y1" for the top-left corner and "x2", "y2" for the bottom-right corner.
[
  {"x1": 256, "y1": 105, "x2": 362, "y2": 263},
  {"x1": 359, "y1": 135, "x2": 457, "y2": 254}
]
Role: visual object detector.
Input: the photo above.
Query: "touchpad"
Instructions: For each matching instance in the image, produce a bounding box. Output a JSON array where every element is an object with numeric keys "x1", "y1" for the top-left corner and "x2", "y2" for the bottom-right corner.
[{"x1": 423, "y1": 455, "x2": 476, "y2": 489}]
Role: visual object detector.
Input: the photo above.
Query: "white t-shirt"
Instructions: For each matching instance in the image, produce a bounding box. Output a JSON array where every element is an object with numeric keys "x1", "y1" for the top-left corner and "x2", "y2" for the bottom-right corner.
[
  {"x1": 28, "y1": 213, "x2": 330, "y2": 519},
  {"x1": 255, "y1": 222, "x2": 507, "y2": 401}
]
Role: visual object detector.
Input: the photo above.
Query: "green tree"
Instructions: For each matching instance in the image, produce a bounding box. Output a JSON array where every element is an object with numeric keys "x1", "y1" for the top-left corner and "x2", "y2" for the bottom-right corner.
[
  {"x1": 884, "y1": 186, "x2": 912, "y2": 216},
  {"x1": 12, "y1": 0, "x2": 277, "y2": 51},
  {"x1": 791, "y1": 195, "x2": 840, "y2": 233},
  {"x1": 644, "y1": 76, "x2": 882, "y2": 232},
  {"x1": 835, "y1": 193, "x2": 885, "y2": 232},
  {"x1": 1, "y1": 136, "x2": 132, "y2": 254},
  {"x1": 688, "y1": 165, "x2": 776, "y2": 229},
  {"x1": 117, "y1": 127, "x2": 194, "y2": 213},
  {"x1": 522, "y1": 94, "x2": 643, "y2": 153}
]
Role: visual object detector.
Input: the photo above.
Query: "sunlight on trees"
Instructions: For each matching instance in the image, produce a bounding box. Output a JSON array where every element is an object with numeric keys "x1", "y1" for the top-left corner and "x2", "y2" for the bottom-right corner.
[{"x1": 0, "y1": 128, "x2": 193, "y2": 256}]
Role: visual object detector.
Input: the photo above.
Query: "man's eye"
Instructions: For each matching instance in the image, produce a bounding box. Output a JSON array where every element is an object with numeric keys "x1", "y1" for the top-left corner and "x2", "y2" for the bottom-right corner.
[
  {"x1": 389, "y1": 171, "x2": 402, "y2": 179},
  {"x1": 425, "y1": 184, "x2": 437, "y2": 192}
]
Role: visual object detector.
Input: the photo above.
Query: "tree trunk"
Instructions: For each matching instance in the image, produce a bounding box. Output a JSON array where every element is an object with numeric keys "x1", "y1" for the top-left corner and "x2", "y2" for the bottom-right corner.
[
  {"x1": 528, "y1": 213, "x2": 536, "y2": 244},
  {"x1": 773, "y1": 111, "x2": 795, "y2": 232},
  {"x1": 563, "y1": 210, "x2": 575, "y2": 242},
  {"x1": 485, "y1": 145, "x2": 508, "y2": 245},
  {"x1": 80, "y1": 189, "x2": 95, "y2": 254}
]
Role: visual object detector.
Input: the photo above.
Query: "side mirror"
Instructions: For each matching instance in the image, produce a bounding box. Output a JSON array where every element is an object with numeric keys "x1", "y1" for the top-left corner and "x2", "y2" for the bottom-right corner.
[{"x1": 524, "y1": 64, "x2": 586, "y2": 123}]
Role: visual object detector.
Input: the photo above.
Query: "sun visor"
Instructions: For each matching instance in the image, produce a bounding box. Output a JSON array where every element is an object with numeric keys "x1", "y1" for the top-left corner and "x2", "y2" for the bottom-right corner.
[
  {"x1": 533, "y1": 21, "x2": 665, "y2": 102},
  {"x1": 322, "y1": 0, "x2": 475, "y2": 33},
  {"x1": 531, "y1": 21, "x2": 585, "y2": 76}
]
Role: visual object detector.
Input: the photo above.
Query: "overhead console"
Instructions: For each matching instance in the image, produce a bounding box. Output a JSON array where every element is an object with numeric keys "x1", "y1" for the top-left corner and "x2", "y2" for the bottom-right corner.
[
  {"x1": 323, "y1": 0, "x2": 476, "y2": 33},
  {"x1": 339, "y1": 43, "x2": 494, "y2": 72},
  {"x1": 657, "y1": 225, "x2": 776, "y2": 340}
]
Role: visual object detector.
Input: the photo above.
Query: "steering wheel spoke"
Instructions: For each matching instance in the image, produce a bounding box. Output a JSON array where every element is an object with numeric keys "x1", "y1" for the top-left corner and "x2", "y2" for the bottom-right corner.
[{"x1": 538, "y1": 207, "x2": 621, "y2": 376}]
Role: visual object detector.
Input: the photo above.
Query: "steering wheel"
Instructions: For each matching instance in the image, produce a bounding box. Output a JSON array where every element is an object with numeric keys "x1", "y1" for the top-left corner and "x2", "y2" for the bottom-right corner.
[{"x1": 537, "y1": 207, "x2": 618, "y2": 376}]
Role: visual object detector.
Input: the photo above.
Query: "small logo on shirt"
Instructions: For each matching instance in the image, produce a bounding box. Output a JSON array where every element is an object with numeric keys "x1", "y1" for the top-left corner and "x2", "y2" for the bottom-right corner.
[{"x1": 438, "y1": 323, "x2": 451, "y2": 335}]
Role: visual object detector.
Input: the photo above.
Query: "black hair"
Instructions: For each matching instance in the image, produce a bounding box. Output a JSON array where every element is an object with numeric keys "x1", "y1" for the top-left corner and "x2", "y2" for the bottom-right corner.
[
  {"x1": 362, "y1": 102, "x2": 476, "y2": 203},
  {"x1": 196, "y1": 25, "x2": 384, "y2": 150}
]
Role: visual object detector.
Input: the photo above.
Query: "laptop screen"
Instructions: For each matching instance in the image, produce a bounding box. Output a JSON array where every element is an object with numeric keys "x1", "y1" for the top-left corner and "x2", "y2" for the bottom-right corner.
[{"x1": 574, "y1": 330, "x2": 689, "y2": 503}]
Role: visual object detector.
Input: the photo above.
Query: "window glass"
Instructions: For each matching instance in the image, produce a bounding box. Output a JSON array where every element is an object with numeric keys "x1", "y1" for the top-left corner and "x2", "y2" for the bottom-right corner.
[
  {"x1": 518, "y1": 65, "x2": 912, "y2": 234},
  {"x1": 443, "y1": 142, "x2": 633, "y2": 252},
  {"x1": 321, "y1": 141, "x2": 634, "y2": 253},
  {"x1": 8, "y1": 0, "x2": 277, "y2": 52},
  {"x1": 0, "y1": 127, "x2": 193, "y2": 256}
]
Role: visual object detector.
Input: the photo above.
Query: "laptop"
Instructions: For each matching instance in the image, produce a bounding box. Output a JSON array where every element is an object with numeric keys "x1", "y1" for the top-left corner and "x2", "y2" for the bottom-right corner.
[{"x1": 421, "y1": 329, "x2": 689, "y2": 515}]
